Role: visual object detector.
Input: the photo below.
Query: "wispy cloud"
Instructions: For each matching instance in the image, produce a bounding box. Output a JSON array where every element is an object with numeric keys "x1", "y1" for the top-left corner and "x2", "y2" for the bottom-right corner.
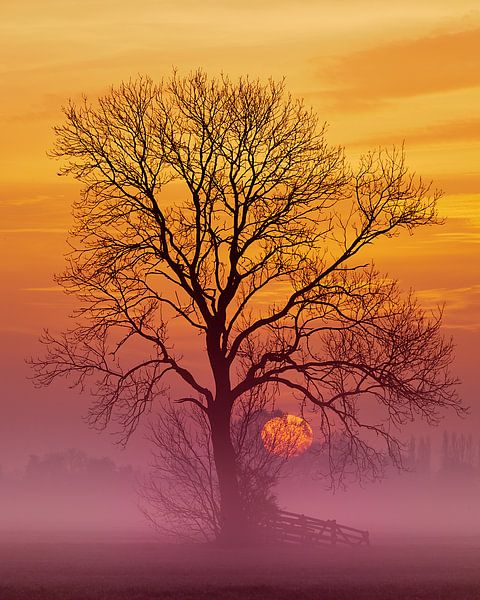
[
  {"x1": 320, "y1": 27, "x2": 480, "y2": 110},
  {"x1": 351, "y1": 119, "x2": 480, "y2": 147},
  {"x1": 431, "y1": 173, "x2": 480, "y2": 196},
  {"x1": 0, "y1": 228, "x2": 68, "y2": 234},
  {"x1": 434, "y1": 232, "x2": 480, "y2": 244},
  {"x1": 416, "y1": 284, "x2": 480, "y2": 331},
  {"x1": 21, "y1": 287, "x2": 63, "y2": 293},
  {"x1": 437, "y1": 195, "x2": 480, "y2": 226}
]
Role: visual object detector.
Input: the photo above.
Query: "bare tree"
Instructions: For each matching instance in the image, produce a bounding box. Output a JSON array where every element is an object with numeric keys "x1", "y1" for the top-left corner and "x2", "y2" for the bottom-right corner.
[
  {"x1": 141, "y1": 401, "x2": 285, "y2": 542},
  {"x1": 142, "y1": 404, "x2": 221, "y2": 542},
  {"x1": 32, "y1": 71, "x2": 462, "y2": 544}
]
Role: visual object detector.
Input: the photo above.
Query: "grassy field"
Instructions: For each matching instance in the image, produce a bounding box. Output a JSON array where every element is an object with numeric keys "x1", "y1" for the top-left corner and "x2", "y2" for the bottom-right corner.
[{"x1": 1, "y1": 535, "x2": 479, "y2": 599}]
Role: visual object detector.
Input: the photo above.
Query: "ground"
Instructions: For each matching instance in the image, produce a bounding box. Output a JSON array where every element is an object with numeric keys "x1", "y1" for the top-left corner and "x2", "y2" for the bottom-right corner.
[{"x1": 1, "y1": 534, "x2": 479, "y2": 599}]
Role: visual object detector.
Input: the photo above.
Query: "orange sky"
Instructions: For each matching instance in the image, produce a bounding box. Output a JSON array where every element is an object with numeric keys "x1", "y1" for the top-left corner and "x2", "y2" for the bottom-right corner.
[{"x1": 1, "y1": 1, "x2": 479, "y2": 466}]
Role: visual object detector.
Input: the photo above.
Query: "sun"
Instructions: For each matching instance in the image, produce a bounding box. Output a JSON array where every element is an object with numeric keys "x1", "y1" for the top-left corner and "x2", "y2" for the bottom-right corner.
[{"x1": 261, "y1": 414, "x2": 313, "y2": 457}]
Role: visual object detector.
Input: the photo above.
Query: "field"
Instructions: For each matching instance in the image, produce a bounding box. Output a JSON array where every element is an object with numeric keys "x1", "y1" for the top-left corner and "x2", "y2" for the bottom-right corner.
[{"x1": 1, "y1": 534, "x2": 480, "y2": 599}]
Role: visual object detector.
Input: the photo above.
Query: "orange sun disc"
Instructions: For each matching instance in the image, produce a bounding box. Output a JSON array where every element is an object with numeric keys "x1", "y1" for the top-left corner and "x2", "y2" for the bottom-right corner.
[{"x1": 261, "y1": 414, "x2": 313, "y2": 457}]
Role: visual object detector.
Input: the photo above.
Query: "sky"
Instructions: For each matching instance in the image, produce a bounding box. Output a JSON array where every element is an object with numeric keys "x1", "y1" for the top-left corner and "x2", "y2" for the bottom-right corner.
[{"x1": 1, "y1": 1, "x2": 479, "y2": 469}]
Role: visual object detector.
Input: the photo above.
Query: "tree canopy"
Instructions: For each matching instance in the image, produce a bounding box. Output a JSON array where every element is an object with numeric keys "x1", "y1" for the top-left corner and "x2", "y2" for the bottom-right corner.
[{"x1": 33, "y1": 71, "x2": 462, "y2": 541}]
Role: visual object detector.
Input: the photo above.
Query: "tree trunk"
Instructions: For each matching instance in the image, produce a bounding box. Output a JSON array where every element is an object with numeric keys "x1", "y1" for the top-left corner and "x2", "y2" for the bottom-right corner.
[
  {"x1": 210, "y1": 404, "x2": 247, "y2": 545},
  {"x1": 207, "y1": 320, "x2": 249, "y2": 544}
]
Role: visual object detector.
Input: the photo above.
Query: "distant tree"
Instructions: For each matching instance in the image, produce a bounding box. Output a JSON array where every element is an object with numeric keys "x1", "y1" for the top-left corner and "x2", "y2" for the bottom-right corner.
[
  {"x1": 406, "y1": 436, "x2": 417, "y2": 470},
  {"x1": 23, "y1": 449, "x2": 135, "y2": 490},
  {"x1": 440, "y1": 431, "x2": 475, "y2": 477},
  {"x1": 416, "y1": 437, "x2": 431, "y2": 475},
  {"x1": 24, "y1": 449, "x2": 87, "y2": 484},
  {"x1": 32, "y1": 71, "x2": 462, "y2": 544}
]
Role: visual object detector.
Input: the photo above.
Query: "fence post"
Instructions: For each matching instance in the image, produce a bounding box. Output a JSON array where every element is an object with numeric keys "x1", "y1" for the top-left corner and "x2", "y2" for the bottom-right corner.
[
  {"x1": 299, "y1": 513, "x2": 306, "y2": 544},
  {"x1": 331, "y1": 520, "x2": 337, "y2": 546}
]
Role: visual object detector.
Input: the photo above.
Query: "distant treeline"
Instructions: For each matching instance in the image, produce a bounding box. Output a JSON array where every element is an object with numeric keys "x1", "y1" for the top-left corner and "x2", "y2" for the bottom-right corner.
[
  {"x1": 1, "y1": 433, "x2": 477, "y2": 491},
  {"x1": 405, "y1": 431, "x2": 480, "y2": 477},
  {"x1": 0, "y1": 448, "x2": 139, "y2": 490},
  {"x1": 0, "y1": 449, "x2": 145, "y2": 531},
  {"x1": 275, "y1": 430, "x2": 480, "y2": 486}
]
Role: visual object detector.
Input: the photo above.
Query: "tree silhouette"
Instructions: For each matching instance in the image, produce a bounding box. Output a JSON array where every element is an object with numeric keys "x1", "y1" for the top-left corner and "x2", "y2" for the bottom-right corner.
[
  {"x1": 23, "y1": 449, "x2": 134, "y2": 488},
  {"x1": 440, "y1": 431, "x2": 476, "y2": 476},
  {"x1": 32, "y1": 71, "x2": 462, "y2": 544},
  {"x1": 141, "y1": 404, "x2": 285, "y2": 541}
]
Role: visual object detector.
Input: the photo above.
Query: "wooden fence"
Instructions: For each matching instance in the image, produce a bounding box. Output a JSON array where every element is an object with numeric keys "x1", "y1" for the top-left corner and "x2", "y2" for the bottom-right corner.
[{"x1": 258, "y1": 510, "x2": 369, "y2": 547}]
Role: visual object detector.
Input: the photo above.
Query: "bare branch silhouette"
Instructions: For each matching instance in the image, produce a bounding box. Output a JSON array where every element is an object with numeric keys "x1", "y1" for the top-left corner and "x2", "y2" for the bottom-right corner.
[
  {"x1": 141, "y1": 401, "x2": 287, "y2": 541},
  {"x1": 31, "y1": 71, "x2": 462, "y2": 543}
]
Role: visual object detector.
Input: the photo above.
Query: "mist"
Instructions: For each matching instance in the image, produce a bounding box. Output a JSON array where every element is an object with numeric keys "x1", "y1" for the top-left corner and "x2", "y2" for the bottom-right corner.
[
  {"x1": 2, "y1": 431, "x2": 479, "y2": 540},
  {"x1": 277, "y1": 432, "x2": 480, "y2": 538},
  {"x1": 0, "y1": 449, "x2": 146, "y2": 537},
  {"x1": 2, "y1": 435, "x2": 480, "y2": 600}
]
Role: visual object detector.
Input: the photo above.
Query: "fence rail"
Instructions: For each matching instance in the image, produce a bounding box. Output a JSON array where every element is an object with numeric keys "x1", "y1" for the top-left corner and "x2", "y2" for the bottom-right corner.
[{"x1": 258, "y1": 510, "x2": 369, "y2": 547}]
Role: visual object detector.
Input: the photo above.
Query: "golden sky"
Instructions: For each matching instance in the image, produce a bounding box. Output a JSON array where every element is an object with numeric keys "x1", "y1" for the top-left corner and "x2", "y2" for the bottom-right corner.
[{"x1": 1, "y1": 1, "x2": 479, "y2": 464}]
